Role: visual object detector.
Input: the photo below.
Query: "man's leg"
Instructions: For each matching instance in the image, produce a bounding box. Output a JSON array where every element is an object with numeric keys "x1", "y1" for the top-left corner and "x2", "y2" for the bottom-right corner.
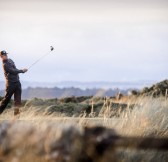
[
  {"x1": 0, "y1": 84, "x2": 15, "y2": 114},
  {"x1": 14, "y1": 82, "x2": 22, "y2": 116}
]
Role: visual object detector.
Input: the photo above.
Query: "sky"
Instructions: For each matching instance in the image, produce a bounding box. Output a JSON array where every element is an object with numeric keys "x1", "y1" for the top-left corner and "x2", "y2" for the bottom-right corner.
[{"x1": 0, "y1": 0, "x2": 168, "y2": 82}]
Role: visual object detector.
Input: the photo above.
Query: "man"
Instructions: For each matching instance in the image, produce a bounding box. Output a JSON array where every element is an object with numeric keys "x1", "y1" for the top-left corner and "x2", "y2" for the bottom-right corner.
[{"x1": 0, "y1": 50, "x2": 28, "y2": 116}]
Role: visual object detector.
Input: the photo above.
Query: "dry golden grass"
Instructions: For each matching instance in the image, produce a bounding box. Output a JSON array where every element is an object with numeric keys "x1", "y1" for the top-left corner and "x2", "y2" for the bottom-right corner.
[{"x1": 0, "y1": 96, "x2": 168, "y2": 162}]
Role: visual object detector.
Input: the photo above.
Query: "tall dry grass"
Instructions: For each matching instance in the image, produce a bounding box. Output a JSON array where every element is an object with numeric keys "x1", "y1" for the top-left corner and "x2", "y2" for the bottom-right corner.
[{"x1": 0, "y1": 96, "x2": 167, "y2": 162}]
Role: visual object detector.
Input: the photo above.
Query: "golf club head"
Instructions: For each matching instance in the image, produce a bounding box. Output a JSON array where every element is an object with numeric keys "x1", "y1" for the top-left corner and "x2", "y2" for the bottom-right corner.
[{"x1": 50, "y1": 46, "x2": 54, "y2": 51}]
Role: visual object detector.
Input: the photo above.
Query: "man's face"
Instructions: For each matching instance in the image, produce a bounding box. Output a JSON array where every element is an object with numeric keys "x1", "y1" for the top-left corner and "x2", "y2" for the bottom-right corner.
[{"x1": 0, "y1": 55, "x2": 8, "y2": 61}]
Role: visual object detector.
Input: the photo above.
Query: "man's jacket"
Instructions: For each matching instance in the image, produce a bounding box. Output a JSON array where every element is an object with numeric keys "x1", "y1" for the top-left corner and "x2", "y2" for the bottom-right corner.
[{"x1": 2, "y1": 59, "x2": 24, "y2": 83}]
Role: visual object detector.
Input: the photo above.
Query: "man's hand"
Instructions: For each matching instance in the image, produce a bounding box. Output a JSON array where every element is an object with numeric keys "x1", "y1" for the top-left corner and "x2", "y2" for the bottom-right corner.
[{"x1": 22, "y1": 68, "x2": 28, "y2": 73}]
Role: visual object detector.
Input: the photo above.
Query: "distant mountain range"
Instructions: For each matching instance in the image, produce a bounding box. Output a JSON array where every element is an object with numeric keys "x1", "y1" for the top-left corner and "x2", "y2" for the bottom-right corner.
[
  {"x1": 0, "y1": 80, "x2": 157, "y2": 90},
  {"x1": 0, "y1": 87, "x2": 130, "y2": 100},
  {"x1": 0, "y1": 80, "x2": 157, "y2": 99}
]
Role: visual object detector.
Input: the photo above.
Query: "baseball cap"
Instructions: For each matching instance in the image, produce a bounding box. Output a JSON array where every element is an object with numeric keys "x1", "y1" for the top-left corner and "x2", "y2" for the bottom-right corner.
[{"x1": 0, "y1": 51, "x2": 8, "y2": 56}]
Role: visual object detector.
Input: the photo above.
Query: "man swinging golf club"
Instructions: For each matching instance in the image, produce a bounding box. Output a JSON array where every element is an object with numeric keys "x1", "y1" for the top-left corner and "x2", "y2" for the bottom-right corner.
[{"x1": 0, "y1": 50, "x2": 28, "y2": 116}]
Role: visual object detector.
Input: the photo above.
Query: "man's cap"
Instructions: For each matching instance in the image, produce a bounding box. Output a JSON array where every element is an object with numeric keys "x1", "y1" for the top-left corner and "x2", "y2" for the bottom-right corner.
[{"x1": 0, "y1": 50, "x2": 8, "y2": 56}]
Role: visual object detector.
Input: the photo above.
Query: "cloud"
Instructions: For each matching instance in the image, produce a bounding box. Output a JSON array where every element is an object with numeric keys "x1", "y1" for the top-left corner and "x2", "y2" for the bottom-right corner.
[{"x1": 0, "y1": 0, "x2": 167, "y2": 82}]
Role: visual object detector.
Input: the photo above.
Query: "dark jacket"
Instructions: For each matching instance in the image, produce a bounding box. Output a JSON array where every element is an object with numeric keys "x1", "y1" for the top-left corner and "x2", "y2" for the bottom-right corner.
[{"x1": 2, "y1": 59, "x2": 24, "y2": 83}]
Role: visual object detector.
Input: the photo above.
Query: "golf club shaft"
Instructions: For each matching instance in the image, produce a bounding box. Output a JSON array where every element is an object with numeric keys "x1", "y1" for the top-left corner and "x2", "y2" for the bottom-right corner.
[{"x1": 28, "y1": 51, "x2": 52, "y2": 69}]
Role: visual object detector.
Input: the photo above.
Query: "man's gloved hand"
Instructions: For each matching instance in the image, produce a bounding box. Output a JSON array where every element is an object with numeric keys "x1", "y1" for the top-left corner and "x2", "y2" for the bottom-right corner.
[{"x1": 22, "y1": 68, "x2": 28, "y2": 73}]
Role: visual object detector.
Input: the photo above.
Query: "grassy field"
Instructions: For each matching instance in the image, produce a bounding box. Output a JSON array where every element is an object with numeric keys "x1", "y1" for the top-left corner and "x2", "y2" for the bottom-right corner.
[{"x1": 0, "y1": 96, "x2": 168, "y2": 162}]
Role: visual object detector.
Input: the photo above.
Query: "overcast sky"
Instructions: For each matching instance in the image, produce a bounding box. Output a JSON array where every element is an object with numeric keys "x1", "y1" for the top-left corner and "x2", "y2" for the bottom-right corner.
[{"x1": 0, "y1": 0, "x2": 167, "y2": 82}]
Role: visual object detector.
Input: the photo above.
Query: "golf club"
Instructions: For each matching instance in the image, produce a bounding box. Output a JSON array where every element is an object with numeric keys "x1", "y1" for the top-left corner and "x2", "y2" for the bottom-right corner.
[{"x1": 28, "y1": 46, "x2": 54, "y2": 69}]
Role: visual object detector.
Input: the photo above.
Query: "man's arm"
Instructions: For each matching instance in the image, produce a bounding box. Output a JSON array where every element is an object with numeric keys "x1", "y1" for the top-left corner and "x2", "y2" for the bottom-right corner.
[{"x1": 4, "y1": 63, "x2": 24, "y2": 75}]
